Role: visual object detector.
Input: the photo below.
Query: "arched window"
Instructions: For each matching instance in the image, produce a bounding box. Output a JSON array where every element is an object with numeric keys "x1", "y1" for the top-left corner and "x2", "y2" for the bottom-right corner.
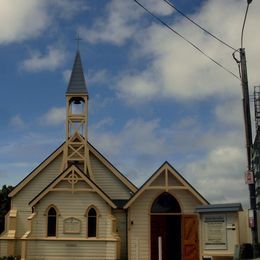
[
  {"x1": 87, "y1": 207, "x2": 97, "y2": 237},
  {"x1": 47, "y1": 207, "x2": 57, "y2": 236},
  {"x1": 151, "y1": 192, "x2": 181, "y2": 213}
]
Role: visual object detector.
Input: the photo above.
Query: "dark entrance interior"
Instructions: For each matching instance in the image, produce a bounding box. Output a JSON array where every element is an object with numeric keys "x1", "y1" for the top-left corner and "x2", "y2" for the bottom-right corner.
[
  {"x1": 151, "y1": 215, "x2": 181, "y2": 260},
  {"x1": 150, "y1": 192, "x2": 182, "y2": 260}
]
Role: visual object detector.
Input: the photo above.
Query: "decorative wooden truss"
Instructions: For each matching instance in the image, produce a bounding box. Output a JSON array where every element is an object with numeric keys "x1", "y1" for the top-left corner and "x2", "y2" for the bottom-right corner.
[
  {"x1": 29, "y1": 165, "x2": 116, "y2": 208},
  {"x1": 63, "y1": 94, "x2": 93, "y2": 179}
]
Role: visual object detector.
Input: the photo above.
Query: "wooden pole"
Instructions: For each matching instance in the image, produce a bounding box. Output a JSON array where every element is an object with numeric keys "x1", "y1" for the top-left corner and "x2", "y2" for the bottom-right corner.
[{"x1": 240, "y1": 48, "x2": 258, "y2": 254}]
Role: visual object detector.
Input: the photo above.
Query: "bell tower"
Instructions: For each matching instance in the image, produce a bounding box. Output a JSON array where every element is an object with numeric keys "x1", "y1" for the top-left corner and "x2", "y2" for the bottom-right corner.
[{"x1": 63, "y1": 50, "x2": 93, "y2": 178}]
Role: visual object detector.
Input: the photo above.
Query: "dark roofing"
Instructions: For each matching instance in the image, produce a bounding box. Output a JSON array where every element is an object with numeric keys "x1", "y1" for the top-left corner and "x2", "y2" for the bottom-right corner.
[
  {"x1": 112, "y1": 199, "x2": 128, "y2": 209},
  {"x1": 66, "y1": 50, "x2": 88, "y2": 94},
  {"x1": 196, "y1": 203, "x2": 243, "y2": 213}
]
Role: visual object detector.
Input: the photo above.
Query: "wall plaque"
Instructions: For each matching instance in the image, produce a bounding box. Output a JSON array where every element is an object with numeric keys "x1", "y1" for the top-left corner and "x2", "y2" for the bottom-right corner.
[
  {"x1": 64, "y1": 217, "x2": 81, "y2": 234},
  {"x1": 203, "y1": 214, "x2": 227, "y2": 250}
]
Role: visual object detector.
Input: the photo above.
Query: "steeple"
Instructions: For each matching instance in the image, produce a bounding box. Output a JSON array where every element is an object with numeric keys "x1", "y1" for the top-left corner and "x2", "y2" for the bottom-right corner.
[
  {"x1": 63, "y1": 50, "x2": 93, "y2": 179},
  {"x1": 66, "y1": 50, "x2": 88, "y2": 95}
]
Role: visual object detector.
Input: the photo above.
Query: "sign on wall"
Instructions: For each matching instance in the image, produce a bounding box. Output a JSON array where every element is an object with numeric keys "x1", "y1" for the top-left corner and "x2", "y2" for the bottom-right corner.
[
  {"x1": 203, "y1": 214, "x2": 227, "y2": 250},
  {"x1": 64, "y1": 217, "x2": 81, "y2": 234}
]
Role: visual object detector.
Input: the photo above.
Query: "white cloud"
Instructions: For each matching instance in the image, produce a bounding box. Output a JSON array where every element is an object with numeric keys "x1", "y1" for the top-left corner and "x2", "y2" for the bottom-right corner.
[
  {"x1": 21, "y1": 46, "x2": 67, "y2": 72},
  {"x1": 0, "y1": 132, "x2": 63, "y2": 184},
  {"x1": 89, "y1": 94, "x2": 115, "y2": 115},
  {"x1": 215, "y1": 98, "x2": 244, "y2": 126},
  {"x1": 90, "y1": 117, "x2": 171, "y2": 186},
  {"x1": 90, "y1": 118, "x2": 167, "y2": 157},
  {"x1": 79, "y1": 0, "x2": 173, "y2": 45},
  {"x1": 63, "y1": 69, "x2": 71, "y2": 83},
  {"x1": 9, "y1": 114, "x2": 26, "y2": 129},
  {"x1": 40, "y1": 107, "x2": 66, "y2": 126},
  {"x1": 184, "y1": 146, "x2": 248, "y2": 206},
  {"x1": 50, "y1": 0, "x2": 89, "y2": 19},
  {"x1": 89, "y1": 111, "x2": 248, "y2": 204},
  {"x1": 0, "y1": 0, "x2": 87, "y2": 44},
  {"x1": 145, "y1": 0, "x2": 174, "y2": 16},
  {"x1": 114, "y1": 0, "x2": 260, "y2": 103},
  {"x1": 79, "y1": 0, "x2": 140, "y2": 45},
  {"x1": 0, "y1": 0, "x2": 49, "y2": 44},
  {"x1": 91, "y1": 117, "x2": 114, "y2": 130},
  {"x1": 88, "y1": 69, "x2": 109, "y2": 85},
  {"x1": 116, "y1": 72, "x2": 160, "y2": 104},
  {"x1": 0, "y1": 132, "x2": 61, "y2": 158}
]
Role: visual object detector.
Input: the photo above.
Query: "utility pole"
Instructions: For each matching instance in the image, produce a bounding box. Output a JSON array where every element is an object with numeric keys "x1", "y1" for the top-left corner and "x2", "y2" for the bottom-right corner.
[
  {"x1": 239, "y1": 47, "x2": 258, "y2": 255},
  {"x1": 234, "y1": 1, "x2": 259, "y2": 256}
]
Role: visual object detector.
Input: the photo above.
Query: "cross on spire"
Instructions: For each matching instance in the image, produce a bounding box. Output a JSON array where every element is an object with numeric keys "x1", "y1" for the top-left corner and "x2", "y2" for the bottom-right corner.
[{"x1": 75, "y1": 33, "x2": 82, "y2": 50}]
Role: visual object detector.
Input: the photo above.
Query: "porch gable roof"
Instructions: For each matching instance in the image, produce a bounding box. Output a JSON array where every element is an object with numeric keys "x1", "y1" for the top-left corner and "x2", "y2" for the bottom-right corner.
[{"x1": 124, "y1": 161, "x2": 209, "y2": 209}]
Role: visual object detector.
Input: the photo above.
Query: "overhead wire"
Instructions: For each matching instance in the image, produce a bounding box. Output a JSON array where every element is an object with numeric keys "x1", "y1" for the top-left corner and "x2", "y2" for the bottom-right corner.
[
  {"x1": 133, "y1": 0, "x2": 240, "y2": 80},
  {"x1": 161, "y1": 0, "x2": 237, "y2": 51}
]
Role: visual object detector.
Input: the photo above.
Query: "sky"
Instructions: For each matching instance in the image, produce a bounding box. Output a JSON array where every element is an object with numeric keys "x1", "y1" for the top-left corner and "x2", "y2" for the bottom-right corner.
[{"x1": 0, "y1": 0, "x2": 260, "y2": 207}]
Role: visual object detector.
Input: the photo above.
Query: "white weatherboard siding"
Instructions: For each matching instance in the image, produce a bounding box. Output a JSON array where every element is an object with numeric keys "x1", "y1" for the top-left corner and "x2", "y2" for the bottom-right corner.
[
  {"x1": 12, "y1": 155, "x2": 63, "y2": 237},
  {"x1": 0, "y1": 240, "x2": 8, "y2": 256},
  {"x1": 12, "y1": 154, "x2": 63, "y2": 208},
  {"x1": 128, "y1": 189, "x2": 202, "y2": 260},
  {"x1": 15, "y1": 240, "x2": 22, "y2": 256},
  {"x1": 90, "y1": 154, "x2": 132, "y2": 199},
  {"x1": 32, "y1": 191, "x2": 113, "y2": 238},
  {"x1": 176, "y1": 189, "x2": 203, "y2": 213},
  {"x1": 26, "y1": 240, "x2": 118, "y2": 260},
  {"x1": 16, "y1": 211, "x2": 31, "y2": 238}
]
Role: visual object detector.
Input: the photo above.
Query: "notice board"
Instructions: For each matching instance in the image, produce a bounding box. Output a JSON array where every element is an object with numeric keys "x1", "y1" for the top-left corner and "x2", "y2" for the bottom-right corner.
[{"x1": 203, "y1": 214, "x2": 227, "y2": 250}]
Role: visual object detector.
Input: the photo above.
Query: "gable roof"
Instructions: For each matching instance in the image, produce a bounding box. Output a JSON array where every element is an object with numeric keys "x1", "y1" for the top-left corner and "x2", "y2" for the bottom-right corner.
[
  {"x1": 88, "y1": 142, "x2": 137, "y2": 193},
  {"x1": 29, "y1": 164, "x2": 117, "y2": 208},
  {"x1": 9, "y1": 142, "x2": 137, "y2": 198},
  {"x1": 9, "y1": 143, "x2": 64, "y2": 197},
  {"x1": 124, "y1": 161, "x2": 209, "y2": 209},
  {"x1": 66, "y1": 50, "x2": 88, "y2": 95}
]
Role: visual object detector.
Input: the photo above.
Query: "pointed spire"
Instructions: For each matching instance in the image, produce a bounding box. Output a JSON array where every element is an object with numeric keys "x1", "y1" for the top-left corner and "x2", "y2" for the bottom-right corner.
[{"x1": 66, "y1": 50, "x2": 88, "y2": 95}]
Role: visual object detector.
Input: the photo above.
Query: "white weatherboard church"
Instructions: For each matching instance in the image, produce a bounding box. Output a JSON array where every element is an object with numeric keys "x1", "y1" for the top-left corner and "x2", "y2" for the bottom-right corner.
[{"x1": 0, "y1": 50, "x2": 250, "y2": 260}]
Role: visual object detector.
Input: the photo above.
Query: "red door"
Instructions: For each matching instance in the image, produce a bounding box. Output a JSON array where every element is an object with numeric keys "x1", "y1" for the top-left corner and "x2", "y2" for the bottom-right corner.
[{"x1": 182, "y1": 215, "x2": 199, "y2": 260}]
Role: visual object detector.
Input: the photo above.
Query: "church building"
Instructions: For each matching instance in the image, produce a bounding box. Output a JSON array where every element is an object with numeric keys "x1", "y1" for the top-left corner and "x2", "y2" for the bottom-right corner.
[{"x1": 0, "y1": 50, "x2": 250, "y2": 260}]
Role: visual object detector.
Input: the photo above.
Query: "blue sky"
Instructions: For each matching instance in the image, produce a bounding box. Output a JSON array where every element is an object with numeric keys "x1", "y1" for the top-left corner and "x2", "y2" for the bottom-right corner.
[{"x1": 0, "y1": 0, "x2": 260, "y2": 207}]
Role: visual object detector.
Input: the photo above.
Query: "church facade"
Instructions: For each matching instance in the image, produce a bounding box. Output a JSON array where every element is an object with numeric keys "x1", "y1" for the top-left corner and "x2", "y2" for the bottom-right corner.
[{"x1": 0, "y1": 51, "x2": 248, "y2": 260}]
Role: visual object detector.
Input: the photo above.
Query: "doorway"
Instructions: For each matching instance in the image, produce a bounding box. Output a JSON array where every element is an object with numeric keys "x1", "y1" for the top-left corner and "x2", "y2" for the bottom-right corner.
[
  {"x1": 150, "y1": 192, "x2": 182, "y2": 260},
  {"x1": 151, "y1": 215, "x2": 181, "y2": 260}
]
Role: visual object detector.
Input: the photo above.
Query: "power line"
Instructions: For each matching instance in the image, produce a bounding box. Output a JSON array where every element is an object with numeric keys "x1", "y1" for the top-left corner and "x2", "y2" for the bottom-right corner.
[
  {"x1": 133, "y1": 0, "x2": 240, "y2": 80},
  {"x1": 161, "y1": 0, "x2": 237, "y2": 51}
]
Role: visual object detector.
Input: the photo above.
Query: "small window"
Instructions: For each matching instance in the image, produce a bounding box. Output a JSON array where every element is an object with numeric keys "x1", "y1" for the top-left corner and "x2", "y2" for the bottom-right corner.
[
  {"x1": 47, "y1": 207, "x2": 57, "y2": 236},
  {"x1": 151, "y1": 192, "x2": 181, "y2": 213},
  {"x1": 87, "y1": 208, "x2": 97, "y2": 237}
]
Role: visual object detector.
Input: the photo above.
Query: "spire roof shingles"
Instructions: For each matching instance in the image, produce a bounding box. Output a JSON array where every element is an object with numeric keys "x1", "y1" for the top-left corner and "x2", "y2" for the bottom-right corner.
[{"x1": 66, "y1": 50, "x2": 88, "y2": 95}]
